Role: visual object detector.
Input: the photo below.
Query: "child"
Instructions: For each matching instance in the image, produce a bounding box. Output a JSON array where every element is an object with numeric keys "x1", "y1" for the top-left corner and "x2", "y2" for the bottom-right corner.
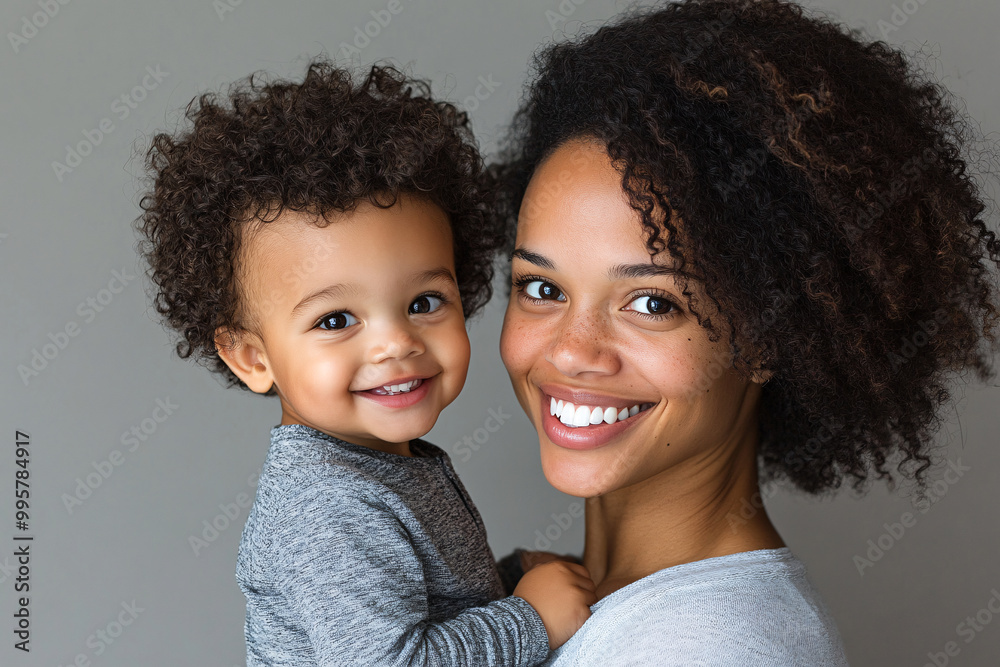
[{"x1": 136, "y1": 59, "x2": 596, "y2": 665}]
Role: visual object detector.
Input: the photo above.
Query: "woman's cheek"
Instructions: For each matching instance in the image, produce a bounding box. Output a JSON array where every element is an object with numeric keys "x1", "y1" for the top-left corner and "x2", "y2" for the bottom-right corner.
[
  {"x1": 499, "y1": 310, "x2": 535, "y2": 380},
  {"x1": 631, "y1": 337, "x2": 718, "y2": 402}
]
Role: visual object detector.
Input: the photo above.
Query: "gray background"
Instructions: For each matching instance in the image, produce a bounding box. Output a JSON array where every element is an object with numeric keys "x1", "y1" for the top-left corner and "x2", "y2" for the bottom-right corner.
[{"x1": 1, "y1": 0, "x2": 998, "y2": 665}]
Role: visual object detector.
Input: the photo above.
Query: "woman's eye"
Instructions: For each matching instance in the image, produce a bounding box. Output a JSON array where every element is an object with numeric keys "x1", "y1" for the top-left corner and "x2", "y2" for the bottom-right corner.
[
  {"x1": 410, "y1": 295, "x2": 443, "y2": 314},
  {"x1": 626, "y1": 295, "x2": 676, "y2": 316},
  {"x1": 317, "y1": 312, "x2": 358, "y2": 330},
  {"x1": 524, "y1": 280, "x2": 565, "y2": 301}
]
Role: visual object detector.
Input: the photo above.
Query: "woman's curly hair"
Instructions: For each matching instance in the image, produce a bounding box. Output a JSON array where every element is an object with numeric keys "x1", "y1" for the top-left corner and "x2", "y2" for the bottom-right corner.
[
  {"x1": 137, "y1": 58, "x2": 501, "y2": 396},
  {"x1": 492, "y1": 0, "x2": 1000, "y2": 495}
]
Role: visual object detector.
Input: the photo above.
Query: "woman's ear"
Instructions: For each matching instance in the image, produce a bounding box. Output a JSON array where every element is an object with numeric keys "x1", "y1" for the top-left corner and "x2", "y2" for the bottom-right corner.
[
  {"x1": 750, "y1": 369, "x2": 774, "y2": 387},
  {"x1": 214, "y1": 326, "x2": 275, "y2": 394}
]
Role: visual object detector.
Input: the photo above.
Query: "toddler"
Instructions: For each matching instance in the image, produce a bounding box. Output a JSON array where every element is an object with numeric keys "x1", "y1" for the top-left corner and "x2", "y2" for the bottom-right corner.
[{"x1": 136, "y1": 59, "x2": 595, "y2": 666}]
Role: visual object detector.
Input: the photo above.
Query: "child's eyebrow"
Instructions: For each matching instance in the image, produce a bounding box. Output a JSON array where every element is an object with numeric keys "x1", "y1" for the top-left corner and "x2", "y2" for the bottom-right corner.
[
  {"x1": 290, "y1": 267, "x2": 457, "y2": 317},
  {"x1": 412, "y1": 267, "x2": 458, "y2": 286}
]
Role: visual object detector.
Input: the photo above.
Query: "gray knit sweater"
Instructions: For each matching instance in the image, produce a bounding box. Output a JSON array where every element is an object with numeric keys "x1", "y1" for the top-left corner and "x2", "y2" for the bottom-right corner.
[{"x1": 235, "y1": 423, "x2": 550, "y2": 666}]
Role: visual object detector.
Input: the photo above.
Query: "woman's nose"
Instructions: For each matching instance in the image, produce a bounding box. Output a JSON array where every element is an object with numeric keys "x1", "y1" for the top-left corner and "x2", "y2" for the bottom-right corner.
[{"x1": 544, "y1": 308, "x2": 620, "y2": 377}]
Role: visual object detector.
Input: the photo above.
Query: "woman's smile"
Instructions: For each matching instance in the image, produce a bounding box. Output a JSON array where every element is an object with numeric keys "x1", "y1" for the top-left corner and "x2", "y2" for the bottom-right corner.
[{"x1": 540, "y1": 390, "x2": 657, "y2": 450}]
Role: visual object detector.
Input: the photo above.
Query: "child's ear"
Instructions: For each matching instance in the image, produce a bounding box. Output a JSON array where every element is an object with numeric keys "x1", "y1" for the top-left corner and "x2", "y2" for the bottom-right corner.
[{"x1": 214, "y1": 326, "x2": 275, "y2": 394}]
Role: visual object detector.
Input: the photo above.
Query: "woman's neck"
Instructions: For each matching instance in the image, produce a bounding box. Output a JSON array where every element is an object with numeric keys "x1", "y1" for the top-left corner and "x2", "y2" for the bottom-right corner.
[{"x1": 581, "y1": 432, "x2": 785, "y2": 600}]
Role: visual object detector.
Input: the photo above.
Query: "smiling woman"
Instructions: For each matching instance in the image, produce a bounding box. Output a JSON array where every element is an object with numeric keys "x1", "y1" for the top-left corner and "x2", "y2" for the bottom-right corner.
[
  {"x1": 491, "y1": 0, "x2": 1000, "y2": 664},
  {"x1": 501, "y1": 138, "x2": 767, "y2": 504}
]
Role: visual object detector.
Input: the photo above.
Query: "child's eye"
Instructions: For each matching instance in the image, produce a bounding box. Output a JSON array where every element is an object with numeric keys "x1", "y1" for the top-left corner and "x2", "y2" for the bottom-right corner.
[
  {"x1": 624, "y1": 294, "x2": 678, "y2": 318},
  {"x1": 409, "y1": 294, "x2": 444, "y2": 315},
  {"x1": 317, "y1": 312, "x2": 358, "y2": 330}
]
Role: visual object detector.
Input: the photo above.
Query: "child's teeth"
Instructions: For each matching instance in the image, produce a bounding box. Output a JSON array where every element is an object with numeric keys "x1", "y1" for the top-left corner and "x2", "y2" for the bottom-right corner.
[
  {"x1": 603, "y1": 407, "x2": 617, "y2": 424},
  {"x1": 377, "y1": 380, "x2": 421, "y2": 394}
]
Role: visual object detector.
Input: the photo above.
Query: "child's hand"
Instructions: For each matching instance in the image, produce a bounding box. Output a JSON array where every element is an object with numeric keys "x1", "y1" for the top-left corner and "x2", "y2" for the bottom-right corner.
[
  {"x1": 519, "y1": 550, "x2": 583, "y2": 572},
  {"x1": 513, "y1": 560, "x2": 597, "y2": 650}
]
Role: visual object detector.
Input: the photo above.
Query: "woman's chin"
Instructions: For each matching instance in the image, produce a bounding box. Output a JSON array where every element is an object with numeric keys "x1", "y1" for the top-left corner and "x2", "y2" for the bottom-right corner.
[{"x1": 538, "y1": 438, "x2": 620, "y2": 498}]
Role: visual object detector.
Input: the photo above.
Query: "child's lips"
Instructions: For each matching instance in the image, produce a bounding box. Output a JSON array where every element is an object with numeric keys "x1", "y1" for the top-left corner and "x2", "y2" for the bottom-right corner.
[{"x1": 356, "y1": 376, "x2": 433, "y2": 408}]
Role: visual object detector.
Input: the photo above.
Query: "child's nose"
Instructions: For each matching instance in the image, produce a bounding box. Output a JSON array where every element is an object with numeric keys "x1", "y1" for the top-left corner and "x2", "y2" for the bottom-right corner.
[{"x1": 369, "y1": 326, "x2": 425, "y2": 363}]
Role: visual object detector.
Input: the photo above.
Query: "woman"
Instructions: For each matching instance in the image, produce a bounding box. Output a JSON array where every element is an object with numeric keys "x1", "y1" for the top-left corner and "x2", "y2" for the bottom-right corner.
[{"x1": 493, "y1": 0, "x2": 1000, "y2": 664}]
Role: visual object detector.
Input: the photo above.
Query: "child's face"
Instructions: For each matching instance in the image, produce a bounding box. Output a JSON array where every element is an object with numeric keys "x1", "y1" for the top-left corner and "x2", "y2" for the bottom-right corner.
[{"x1": 229, "y1": 194, "x2": 471, "y2": 454}]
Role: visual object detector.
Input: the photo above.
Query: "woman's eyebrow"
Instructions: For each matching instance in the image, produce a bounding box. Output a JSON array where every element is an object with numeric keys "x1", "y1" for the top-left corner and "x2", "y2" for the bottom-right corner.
[
  {"x1": 513, "y1": 247, "x2": 679, "y2": 280},
  {"x1": 511, "y1": 247, "x2": 555, "y2": 269},
  {"x1": 608, "y1": 263, "x2": 680, "y2": 280}
]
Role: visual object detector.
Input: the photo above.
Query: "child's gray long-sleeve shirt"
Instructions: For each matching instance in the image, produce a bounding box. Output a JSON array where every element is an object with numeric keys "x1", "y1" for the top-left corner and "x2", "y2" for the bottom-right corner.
[{"x1": 236, "y1": 423, "x2": 550, "y2": 666}]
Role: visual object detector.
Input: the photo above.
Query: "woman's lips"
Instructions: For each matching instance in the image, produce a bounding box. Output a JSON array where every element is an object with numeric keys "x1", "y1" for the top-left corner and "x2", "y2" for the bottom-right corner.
[{"x1": 539, "y1": 392, "x2": 655, "y2": 450}]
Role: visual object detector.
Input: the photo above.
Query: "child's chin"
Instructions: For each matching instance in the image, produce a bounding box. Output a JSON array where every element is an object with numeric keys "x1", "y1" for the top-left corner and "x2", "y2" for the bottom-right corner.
[{"x1": 372, "y1": 425, "x2": 432, "y2": 446}]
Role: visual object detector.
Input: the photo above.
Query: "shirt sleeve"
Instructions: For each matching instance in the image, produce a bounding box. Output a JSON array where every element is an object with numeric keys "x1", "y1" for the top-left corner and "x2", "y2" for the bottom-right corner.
[
  {"x1": 495, "y1": 548, "x2": 526, "y2": 596},
  {"x1": 273, "y1": 479, "x2": 551, "y2": 667},
  {"x1": 567, "y1": 586, "x2": 849, "y2": 667}
]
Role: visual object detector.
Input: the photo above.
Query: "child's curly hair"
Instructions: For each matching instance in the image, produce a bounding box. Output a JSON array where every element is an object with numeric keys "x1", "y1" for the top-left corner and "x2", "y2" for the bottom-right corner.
[
  {"x1": 137, "y1": 58, "x2": 500, "y2": 396},
  {"x1": 492, "y1": 0, "x2": 1000, "y2": 495}
]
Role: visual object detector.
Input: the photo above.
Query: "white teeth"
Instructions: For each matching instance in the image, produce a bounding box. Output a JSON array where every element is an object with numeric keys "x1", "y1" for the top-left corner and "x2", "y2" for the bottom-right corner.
[
  {"x1": 380, "y1": 380, "x2": 419, "y2": 394},
  {"x1": 560, "y1": 402, "x2": 575, "y2": 425},
  {"x1": 551, "y1": 397, "x2": 652, "y2": 428}
]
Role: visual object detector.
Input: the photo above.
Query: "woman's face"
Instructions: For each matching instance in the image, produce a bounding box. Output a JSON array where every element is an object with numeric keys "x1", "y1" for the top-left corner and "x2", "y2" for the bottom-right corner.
[{"x1": 500, "y1": 138, "x2": 764, "y2": 498}]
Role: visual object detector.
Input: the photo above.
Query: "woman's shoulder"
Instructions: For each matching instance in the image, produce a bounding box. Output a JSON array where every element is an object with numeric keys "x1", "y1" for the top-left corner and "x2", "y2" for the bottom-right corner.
[{"x1": 549, "y1": 548, "x2": 849, "y2": 666}]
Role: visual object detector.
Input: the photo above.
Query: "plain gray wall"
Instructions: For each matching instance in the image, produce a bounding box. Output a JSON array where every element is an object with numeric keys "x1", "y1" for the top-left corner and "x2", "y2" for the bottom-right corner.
[{"x1": 2, "y1": 0, "x2": 997, "y2": 665}]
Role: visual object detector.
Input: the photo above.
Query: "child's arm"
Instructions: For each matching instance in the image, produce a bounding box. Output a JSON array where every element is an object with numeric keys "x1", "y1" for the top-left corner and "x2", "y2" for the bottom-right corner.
[
  {"x1": 271, "y1": 479, "x2": 592, "y2": 666},
  {"x1": 496, "y1": 549, "x2": 585, "y2": 595}
]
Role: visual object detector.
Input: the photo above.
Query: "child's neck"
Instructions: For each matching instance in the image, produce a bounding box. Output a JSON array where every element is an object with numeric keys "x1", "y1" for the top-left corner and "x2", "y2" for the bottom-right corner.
[{"x1": 279, "y1": 413, "x2": 414, "y2": 457}]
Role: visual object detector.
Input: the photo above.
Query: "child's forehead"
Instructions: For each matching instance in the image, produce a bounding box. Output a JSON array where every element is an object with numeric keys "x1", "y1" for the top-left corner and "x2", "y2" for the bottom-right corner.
[{"x1": 238, "y1": 199, "x2": 457, "y2": 297}]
